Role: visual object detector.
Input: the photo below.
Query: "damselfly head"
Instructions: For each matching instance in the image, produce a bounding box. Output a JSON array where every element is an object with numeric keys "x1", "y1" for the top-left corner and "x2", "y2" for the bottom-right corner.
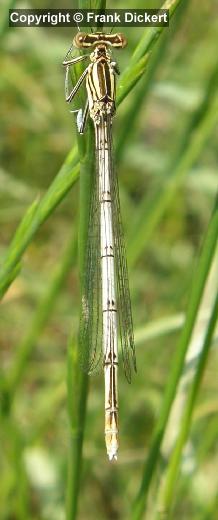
[
  {"x1": 73, "y1": 32, "x2": 127, "y2": 50},
  {"x1": 73, "y1": 32, "x2": 87, "y2": 48}
]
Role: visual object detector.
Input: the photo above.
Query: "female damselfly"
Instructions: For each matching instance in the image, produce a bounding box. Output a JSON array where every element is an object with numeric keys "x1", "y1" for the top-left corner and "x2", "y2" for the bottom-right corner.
[{"x1": 63, "y1": 31, "x2": 136, "y2": 461}]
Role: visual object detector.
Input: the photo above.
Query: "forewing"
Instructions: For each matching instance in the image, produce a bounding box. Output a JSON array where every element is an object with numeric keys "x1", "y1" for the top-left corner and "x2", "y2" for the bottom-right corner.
[
  {"x1": 109, "y1": 123, "x2": 137, "y2": 382},
  {"x1": 78, "y1": 163, "x2": 103, "y2": 374}
]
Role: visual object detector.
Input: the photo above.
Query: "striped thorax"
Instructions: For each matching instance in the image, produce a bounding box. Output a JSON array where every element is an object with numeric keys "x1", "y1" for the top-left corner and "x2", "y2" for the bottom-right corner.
[
  {"x1": 87, "y1": 46, "x2": 116, "y2": 124},
  {"x1": 73, "y1": 32, "x2": 127, "y2": 124}
]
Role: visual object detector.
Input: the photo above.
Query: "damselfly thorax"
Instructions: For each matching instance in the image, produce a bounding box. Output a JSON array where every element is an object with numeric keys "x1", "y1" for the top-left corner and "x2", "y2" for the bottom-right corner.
[
  {"x1": 87, "y1": 45, "x2": 116, "y2": 123},
  {"x1": 63, "y1": 32, "x2": 127, "y2": 129}
]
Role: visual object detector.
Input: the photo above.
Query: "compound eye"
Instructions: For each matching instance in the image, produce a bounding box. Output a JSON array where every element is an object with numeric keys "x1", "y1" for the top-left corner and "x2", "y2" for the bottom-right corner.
[
  {"x1": 117, "y1": 33, "x2": 128, "y2": 48},
  {"x1": 73, "y1": 32, "x2": 86, "y2": 48}
]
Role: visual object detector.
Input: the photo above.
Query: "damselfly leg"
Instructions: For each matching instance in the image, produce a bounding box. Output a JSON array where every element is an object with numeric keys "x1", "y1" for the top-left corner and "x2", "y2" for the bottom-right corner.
[{"x1": 63, "y1": 51, "x2": 89, "y2": 131}]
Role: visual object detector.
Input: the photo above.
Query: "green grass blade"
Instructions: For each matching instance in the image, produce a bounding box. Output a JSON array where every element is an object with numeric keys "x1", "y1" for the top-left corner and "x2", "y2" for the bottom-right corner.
[
  {"x1": 131, "y1": 0, "x2": 184, "y2": 64},
  {"x1": 135, "y1": 313, "x2": 184, "y2": 346},
  {"x1": 157, "y1": 291, "x2": 218, "y2": 517},
  {"x1": 116, "y1": 0, "x2": 189, "y2": 163},
  {"x1": 66, "y1": 125, "x2": 95, "y2": 520},
  {"x1": 0, "y1": 149, "x2": 79, "y2": 299},
  {"x1": 6, "y1": 231, "x2": 77, "y2": 405},
  {"x1": 66, "y1": 338, "x2": 89, "y2": 520},
  {"x1": 131, "y1": 197, "x2": 218, "y2": 519},
  {"x1": 0, "y1": 197, "x2": 40, "y2": 297},
  {"x1": 117, "y1": 0, "x2": 184, "y2": 105},
  {"x1": 127, "y1": 61, "x2": 218, "y2": 267},
  {"x1": 66, "y1": 2, "x2": 101, "y2": 519},
  {"x1": 0, "y1": 0, "x2": 16, "y2": 40},
  {"x1": 197, "y1": 415, "x2": 218, "y2": 464}
]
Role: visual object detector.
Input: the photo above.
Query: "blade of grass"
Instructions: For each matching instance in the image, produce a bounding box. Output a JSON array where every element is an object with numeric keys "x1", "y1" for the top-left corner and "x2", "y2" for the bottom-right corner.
[
  {"x1": 200, "y1": 494, "x2": 218, "y2": 520},
  {"x1": 66, "y1": 2, "x2": 105, "y2": 519},
  {"x1": 0, "y1": 368, "x2": 10, "y2": 417},
  {"x1": 5, "y1": 230, "x2": 77, "y2": 407},
  {"x1": 130, "y1": 0, "x2": 184, "y2": 65},
  {"x1": 116, "y1": 0, "x2": 189, "y2": 164},
  {"x1": 1, "y1": 416, "x2": 30, "y2": 520},
  {"x1": 0, "y1": 197, "x2": 40, "y2": 296},
  {"x1": 197, "y1": 415, "x2": 218, "y2": 464},
  {"x1": 66, "y1": 336, "x2": 89, "y2": 520},
  {"x1": 160, "y1": 250, "x2": 218, "y2": 459},
  {"x1": 127, "y1": 61, "x2": 218, "y2": 267},
  {"x1": 0, "y1": 0, "x2": 16, "y2": 40},
  {"x1": 116, "y1": 36, "x2": 168, "y2": 164},
  {"x1": 149, "y1": 250, "x2": 218, "y2": 518},
  {"x1": 0, "y1": 148, "x2": 79, "y2": 299},
  {"x1": 117, "y1": 0, "x2": 184, "y2": 106},
  {"x1": 0, "y1": 235, "x2": 78, "y2": 515},
  {"x1": 66, "y1": 127, "x2": 95, "y2": 520},
  {"x1": 134, "y1": 308, "x2": 213, "y2": 347},
  {"x1": 131, "y1": 196, "x2": 218, "y2": 519},
  {"x1": 156, "y1": 291, "x2": 218, "y2": 517},
  {"x1": 0, "y1": 0, "x2": 182, "y2": 300}
]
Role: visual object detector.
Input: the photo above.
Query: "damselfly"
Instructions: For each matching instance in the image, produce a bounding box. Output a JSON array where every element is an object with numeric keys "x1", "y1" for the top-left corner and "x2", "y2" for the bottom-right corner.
[{"x1": 63, "y1": 32, "x2": 136, "y2": 461}]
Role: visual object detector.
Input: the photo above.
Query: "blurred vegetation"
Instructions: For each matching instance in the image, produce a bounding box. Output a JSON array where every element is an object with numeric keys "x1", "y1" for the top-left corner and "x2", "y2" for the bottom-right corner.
[{"x1": 0, "y1": 0, "x2": 218, "y2": 519}]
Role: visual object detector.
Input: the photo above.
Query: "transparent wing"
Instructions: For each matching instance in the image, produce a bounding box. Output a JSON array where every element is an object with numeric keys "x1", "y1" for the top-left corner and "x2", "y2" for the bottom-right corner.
[
  {"x1": 108, "y1": 119, "x2": 137, "y2": 383},
  {"x1": 78, "y1": 159, "x2": 103, "y2": 374},
  {"x1": 78, "y1": 116, "x2": 136, "y2": 380}
]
